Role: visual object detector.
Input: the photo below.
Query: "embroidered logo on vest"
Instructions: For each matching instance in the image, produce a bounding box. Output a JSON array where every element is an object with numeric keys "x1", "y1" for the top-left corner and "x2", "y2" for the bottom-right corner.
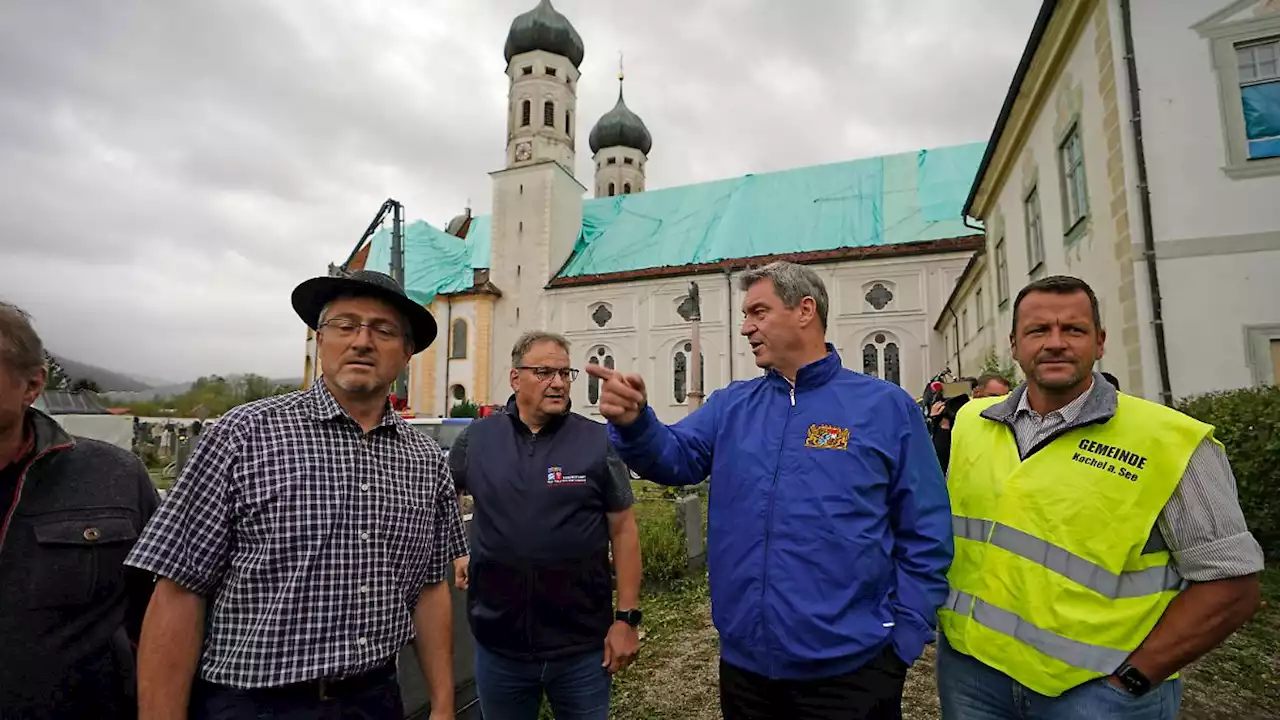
[
  {"x1": 546, "y1": 466, "x2": 587, "y2": 486},
  {"x1": 805, "y1": 424, "x2": 850, "y2": 450}
]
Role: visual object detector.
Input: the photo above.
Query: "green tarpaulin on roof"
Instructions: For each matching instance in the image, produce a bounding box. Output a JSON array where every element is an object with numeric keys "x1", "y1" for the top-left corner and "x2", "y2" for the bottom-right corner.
[
  {"x1": 367, "y1": 142, "x2": 984, "y2": 304},
  {"x1": 366, "y1": 220, "x2": 477, "y2": 306},
  {"x1": 558, "y1": 142, "x2": 985, "y2": 278}
]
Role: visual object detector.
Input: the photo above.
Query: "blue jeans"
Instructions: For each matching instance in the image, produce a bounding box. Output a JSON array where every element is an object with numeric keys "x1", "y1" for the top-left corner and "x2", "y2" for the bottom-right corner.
[
  {"x1": 936, "y1": 634, "x2": 1182, "y2": 719},
  {"x1": 474, "y1": 643, "x2": 611, "y2": 720}
]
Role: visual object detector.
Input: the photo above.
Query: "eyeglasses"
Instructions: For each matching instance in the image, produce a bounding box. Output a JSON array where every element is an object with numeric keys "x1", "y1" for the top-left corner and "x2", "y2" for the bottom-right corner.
[
  {"x1": 319, "y1": 318, "x2": 405, "y2": 342},
  {"x1": 517, "y1": 366, "x2": 579, "y2": 382}
]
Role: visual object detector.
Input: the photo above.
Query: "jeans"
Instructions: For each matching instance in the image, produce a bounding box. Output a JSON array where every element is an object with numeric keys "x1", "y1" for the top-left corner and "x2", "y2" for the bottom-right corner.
[
  {"x1": 936, "y1": 633, "x2": 1182, "y2": 719},
  {"x1": 719, "y1": 643, "x2": 908, "y2": 720},
  {"x1": 474, "y1": 643, "x2": 611, "y2": 720}
]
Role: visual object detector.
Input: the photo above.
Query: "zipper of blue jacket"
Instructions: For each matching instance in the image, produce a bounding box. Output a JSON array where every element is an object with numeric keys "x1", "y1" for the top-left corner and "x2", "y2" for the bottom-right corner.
[{"x1": 758, "y1": 381, "x2": 795, "y2": 675}]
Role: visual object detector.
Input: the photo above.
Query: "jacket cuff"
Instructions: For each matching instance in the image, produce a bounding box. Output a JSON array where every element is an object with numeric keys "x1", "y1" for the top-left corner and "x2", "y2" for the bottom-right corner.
[
  {"x1": 612, "y1": 405, "x2": 658, "y2": 443},
  {"x1": 890, "y1": 609, "x2": 934, "y2": 666}
]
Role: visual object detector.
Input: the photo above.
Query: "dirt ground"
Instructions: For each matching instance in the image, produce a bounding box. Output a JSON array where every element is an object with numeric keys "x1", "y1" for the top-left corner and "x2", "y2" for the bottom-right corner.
[{"x1": 609, "y1": 568, "x2": 1280, "y2": 720}]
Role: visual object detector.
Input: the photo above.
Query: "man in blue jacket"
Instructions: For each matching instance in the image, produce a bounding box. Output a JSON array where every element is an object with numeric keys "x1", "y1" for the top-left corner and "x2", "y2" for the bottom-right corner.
[{"x1": 585, "y1": 261, "x2": 953, "y2": 719}]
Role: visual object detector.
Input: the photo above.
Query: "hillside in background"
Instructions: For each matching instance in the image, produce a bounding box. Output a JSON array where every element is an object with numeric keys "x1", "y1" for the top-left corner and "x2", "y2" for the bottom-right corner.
[{"x1": 51, "y1": 354, "x2": 156, "y2": 392}]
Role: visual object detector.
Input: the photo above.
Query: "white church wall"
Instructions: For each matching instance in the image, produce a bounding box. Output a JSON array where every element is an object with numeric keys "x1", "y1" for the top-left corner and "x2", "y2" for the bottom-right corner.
[
  {"x1": 441, "y1": 299, "x2": 478, "y2": 411},
  {"x1": 543, "y1": 249, "x2": 973, "y2": 424}
]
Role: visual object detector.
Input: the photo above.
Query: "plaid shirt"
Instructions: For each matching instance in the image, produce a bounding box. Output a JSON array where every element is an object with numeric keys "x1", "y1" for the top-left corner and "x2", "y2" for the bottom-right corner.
[{"x1": 125, "y1": 381, "x2": 469, "y2": 689}]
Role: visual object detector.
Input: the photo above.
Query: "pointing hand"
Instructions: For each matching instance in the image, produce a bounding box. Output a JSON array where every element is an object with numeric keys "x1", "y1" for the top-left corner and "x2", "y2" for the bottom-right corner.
[{"x1": 583, "y1": 364, "x2": 648, "y2": 427}]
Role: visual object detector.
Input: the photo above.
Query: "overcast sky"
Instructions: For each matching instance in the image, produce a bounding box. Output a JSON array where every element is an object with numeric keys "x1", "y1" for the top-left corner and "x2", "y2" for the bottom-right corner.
[{"x1": 0, "y1": 0, "x2": 1039, "y2": 383}]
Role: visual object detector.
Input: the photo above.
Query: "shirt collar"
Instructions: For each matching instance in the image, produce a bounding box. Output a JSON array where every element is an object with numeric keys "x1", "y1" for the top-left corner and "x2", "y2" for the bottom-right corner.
[
  {"x1": 307, "y1": 379, "x2": 405, "y2": 435},
  {"x1": 1015, "y1": 374, "x2": 1097, "y2": 424}
]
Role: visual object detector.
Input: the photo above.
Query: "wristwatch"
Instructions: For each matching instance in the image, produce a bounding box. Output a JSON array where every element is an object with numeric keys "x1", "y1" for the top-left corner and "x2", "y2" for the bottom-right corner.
[
  {"x1": 615, "y1": 609, "x2": 643, "y2": 628},
  {"x1": 1112, "y1": 662, "x2": 1152, "y2": 697}
]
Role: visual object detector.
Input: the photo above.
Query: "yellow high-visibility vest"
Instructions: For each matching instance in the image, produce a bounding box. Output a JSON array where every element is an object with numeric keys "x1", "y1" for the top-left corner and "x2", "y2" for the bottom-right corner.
[{"x1": 939, "y1": 391, "x2": 1214, "y2": 697}]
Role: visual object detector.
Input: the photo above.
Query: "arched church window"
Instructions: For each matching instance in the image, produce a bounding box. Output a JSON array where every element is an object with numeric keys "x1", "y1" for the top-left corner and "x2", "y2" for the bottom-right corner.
[
  {"x1": 673, "y1": 342, "x2": 705, "y2": 404},
  {"x1": 608, "y1": 183, "x2": 616, "y2": 196},
  {"x1": 623, "y1": 183, "x2": 631, "y2": 194},
  {"x1": 861, "y1": 332, "x2": 902, "y2": 386},
  {"x1": 885, "y1": 343, "x2": 900, "y2": 386},
  {"x1": 450, "y1": 319, "x2": 467, "y2": 359},
  {"x1": 521, "y1": 100, "x2": 530, "y2": 127},
  {"x1": 587, "y1": 347, "x2": 614, "y2": 405},
  {"x1": 862, "y1": 344, "x2": 879, "y2": 378},
  {"x1": 565, "y1": 110, "x2": 572, "y2": 136},
  {"x1": 543, "y1": 101, "x2": 554, "y2": 127}
]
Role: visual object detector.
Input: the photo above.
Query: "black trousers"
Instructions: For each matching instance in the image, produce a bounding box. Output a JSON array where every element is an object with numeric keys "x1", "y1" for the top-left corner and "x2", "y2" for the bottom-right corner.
[
  {"x1": 719, "y1": 644, "x2": 908, "y2": 720},
  {"x1": 190, "y1": 663, "x2": 404, "y2": 720}
]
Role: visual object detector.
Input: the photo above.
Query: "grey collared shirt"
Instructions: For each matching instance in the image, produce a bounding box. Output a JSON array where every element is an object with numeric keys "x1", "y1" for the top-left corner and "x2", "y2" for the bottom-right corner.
[{"x1": 1003, "y1": 375, "x2": 1264, "y2": 582}]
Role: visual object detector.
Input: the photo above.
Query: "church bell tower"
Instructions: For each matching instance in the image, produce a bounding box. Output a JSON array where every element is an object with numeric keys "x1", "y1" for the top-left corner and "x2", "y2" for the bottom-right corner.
[{"x1": 488, "y1": 0, "x2": 588, "y2": 403}]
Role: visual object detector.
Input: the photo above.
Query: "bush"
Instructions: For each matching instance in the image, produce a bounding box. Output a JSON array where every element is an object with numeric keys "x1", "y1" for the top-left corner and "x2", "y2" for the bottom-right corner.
[
  {"x1": 633, "y1": 500, "x2": 690, "y2": 587},
  {"x1": 449, "y1": 399, "x2": 478, "y2": 418},
  {"x1": 1176, "y1": 385, "x2": 1280, "y2": 559}
]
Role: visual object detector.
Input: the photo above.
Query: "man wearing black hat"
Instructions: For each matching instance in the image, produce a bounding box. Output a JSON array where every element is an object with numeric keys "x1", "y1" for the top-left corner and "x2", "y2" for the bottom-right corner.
[{"x1": 126, "y1": 270, "x2": 469, "y2": 719}]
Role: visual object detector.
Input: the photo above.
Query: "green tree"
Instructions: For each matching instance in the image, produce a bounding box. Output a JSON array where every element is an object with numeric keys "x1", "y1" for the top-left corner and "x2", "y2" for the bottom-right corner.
[
  {"x1": 70, "y1": 377, "x2": 102, "y2": 393},
  {"x1": 450, "y1": 399, "x2": 479, "y2": 418},
  {"x1": 978, "y1": 346, "x2": 1020, "y2": 385},
  {"x1": 44, "y1": 353, "x2": 70, "y2": 391}
]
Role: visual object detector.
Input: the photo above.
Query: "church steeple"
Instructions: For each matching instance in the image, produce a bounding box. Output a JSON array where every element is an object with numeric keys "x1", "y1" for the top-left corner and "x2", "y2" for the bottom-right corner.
[
  {"x1": 590, "y1": 55, "x2": 653, "y2": 197},
  {"x1": 503, "y1": 0, "x2": 582, "y2": 173}
]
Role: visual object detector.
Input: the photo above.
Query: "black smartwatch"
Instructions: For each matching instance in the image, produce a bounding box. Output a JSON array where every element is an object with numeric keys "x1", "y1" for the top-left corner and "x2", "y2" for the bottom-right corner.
[
  {"x1": 615, "y1": 609, "x2": 643, "y2": 628},
  {"x1": 1112, "y1": 662, "x2": 1152, "y2": 697}
]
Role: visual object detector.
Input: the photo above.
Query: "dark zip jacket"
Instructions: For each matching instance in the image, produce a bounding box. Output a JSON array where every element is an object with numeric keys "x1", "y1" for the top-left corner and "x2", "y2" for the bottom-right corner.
[
  {"x1": 0, "y1": 408, "x2": 160, "y2": 719},
  {"x1": 449, "y1": 397, "x2": 633, "y2": 662}
]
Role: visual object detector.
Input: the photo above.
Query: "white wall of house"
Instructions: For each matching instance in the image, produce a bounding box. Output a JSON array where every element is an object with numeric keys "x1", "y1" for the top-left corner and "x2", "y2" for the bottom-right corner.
[
  {"x1": 543, "y1": 251, "x2": 973, "y2": 424},
  {"x1": 935, "y1": 254, "x2": 1005, "y2": 380},
  {"x1": 1125, "y1": 0, "x2": 1280, "y2": 396},
  {"x1": 976, "y1": 8, "x2": 1138, "y2": 387}
]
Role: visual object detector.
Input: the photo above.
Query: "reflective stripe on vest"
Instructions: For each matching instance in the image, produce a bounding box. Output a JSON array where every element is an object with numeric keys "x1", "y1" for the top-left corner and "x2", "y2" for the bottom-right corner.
[
  {"x1": 951, "y1": 515, "x2": 1186, "y2": 599},
  {"x1": 944, "y1": 588, "x2": 1130, "y2": 675}
]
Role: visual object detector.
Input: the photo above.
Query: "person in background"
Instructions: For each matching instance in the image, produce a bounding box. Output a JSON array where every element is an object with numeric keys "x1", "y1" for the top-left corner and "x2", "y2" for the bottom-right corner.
[
  {"x1": 126, "y1": 271, "x2": 468, "y2": 720},
  {"x1": 588, "y1": 261, "x2": 953, "y2": 720},
  {"x1": 938, "y1": 275, "x2": 1264, "y2": 718},
  {"x1": 449, "y1": 331, "x2": 641, "y2": 720},
  {"x1": 928, "y1": 373, "x2": 1011, "y2": 473},
  {"x1": 0, "y1": 302, "x2": 160, "y2": 719}
]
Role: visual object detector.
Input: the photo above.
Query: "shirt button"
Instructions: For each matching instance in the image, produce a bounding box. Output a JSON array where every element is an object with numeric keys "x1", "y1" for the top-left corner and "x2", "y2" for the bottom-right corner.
[
  {"x1": 360, "y1": 483, "x2": 370, "y2": 492},
  {"x1": 360, "y1": 532, "x2": 370, "y2": 541},
  {"x1": 357, "y1": 636, "x2": 368, "y2": 646},
  {"x1": 360, "y1": 584, "x2": 369, "y2": 594}
]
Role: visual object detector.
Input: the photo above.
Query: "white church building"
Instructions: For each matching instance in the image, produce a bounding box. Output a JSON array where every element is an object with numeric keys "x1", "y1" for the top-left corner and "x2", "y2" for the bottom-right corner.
[{"x1": 302, "y1": 0, "x2": 998, "y2": 423}]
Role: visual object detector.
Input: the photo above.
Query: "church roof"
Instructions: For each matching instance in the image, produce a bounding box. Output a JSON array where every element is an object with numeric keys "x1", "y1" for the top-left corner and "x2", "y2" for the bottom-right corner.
[
  {"x1": 504, "y1": 0, "x2": 585, "y2": 69},
  {"x1": 589, "y1": 86, "x2": 652, "y2": 155},
  {"x1": 366, "y1": 141, "x2": 985, "y2": 304},
  {"x1": 558, "y1": 141, "x2": 986, "y2": 282}
]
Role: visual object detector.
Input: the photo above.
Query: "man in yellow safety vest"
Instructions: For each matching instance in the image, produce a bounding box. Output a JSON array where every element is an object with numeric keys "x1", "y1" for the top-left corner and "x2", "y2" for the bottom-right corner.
[{"x1": 937, "y1": 275, "x2": 1264, "y2": 718}]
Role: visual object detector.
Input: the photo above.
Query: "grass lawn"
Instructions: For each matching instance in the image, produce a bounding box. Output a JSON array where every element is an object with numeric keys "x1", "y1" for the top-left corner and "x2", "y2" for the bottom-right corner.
[{"x1": 608, "y1": 566, "x2": 1280, "y2": 719}]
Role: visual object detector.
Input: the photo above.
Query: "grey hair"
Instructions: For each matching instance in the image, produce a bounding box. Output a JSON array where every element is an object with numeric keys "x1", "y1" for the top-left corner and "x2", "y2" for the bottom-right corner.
[
  {"x1": 739, "y1": 261, "x2": 829, "y2": 329},
  {"x1": 511, "y1": 331, "x2": 571, "y2": 367},
  {"x1": 0, "y1": 301, "x2": 46, "y2": 378}
]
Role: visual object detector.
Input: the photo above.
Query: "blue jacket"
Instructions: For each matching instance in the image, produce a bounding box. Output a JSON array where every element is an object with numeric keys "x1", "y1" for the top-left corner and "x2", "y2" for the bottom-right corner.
[{"x1": 608, "y1": 347, "x2": 953, "y2": 680}]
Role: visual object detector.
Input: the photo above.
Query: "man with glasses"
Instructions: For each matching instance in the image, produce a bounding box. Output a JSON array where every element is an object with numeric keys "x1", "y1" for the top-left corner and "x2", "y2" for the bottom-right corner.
[
  {"x1": 126, "y1": 270, "x2": 468, "y2": 719},
  {"x1": 448, "y1": 331, "x2": 641, "y2": 720}
]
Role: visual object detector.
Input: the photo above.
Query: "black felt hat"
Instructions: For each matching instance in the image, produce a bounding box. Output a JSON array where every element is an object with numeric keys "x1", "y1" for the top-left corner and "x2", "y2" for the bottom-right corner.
[{"x1": 291, "y1": 269, "x2": 437, "y2": 354}]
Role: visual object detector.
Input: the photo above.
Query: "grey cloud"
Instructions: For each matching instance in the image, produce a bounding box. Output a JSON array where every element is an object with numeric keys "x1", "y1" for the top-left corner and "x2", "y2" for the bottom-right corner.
[{"x1": 0, "y1": 0, "x2": 1038, "y2": 380}]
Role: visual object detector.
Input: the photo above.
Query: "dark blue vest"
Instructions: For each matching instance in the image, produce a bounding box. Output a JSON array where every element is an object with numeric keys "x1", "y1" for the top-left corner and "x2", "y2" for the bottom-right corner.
[{"x1": 460, "y1": 398, "x2": 615, "y2": 661}]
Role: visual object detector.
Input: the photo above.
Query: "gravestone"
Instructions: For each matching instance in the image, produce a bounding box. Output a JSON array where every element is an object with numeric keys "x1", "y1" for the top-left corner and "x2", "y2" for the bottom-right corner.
[{"x1": 676, "y1": 494, "x2": 705, "y2": 570}]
